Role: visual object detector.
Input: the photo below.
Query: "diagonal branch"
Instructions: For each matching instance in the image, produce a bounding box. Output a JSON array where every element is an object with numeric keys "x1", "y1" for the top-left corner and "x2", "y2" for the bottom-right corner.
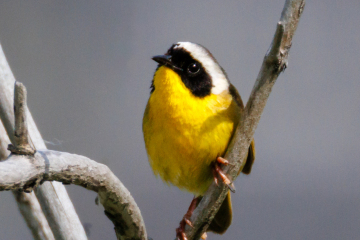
[
  {"x1": 0, "y1": 120, "x2": 55, "y2": 240},
  {"x1": 0, "y1": 150, "x2": 148, "y2": 240},
  {"x1": 0, "y1": 1, "x2": 305, "y2": 240},
  {"x1": 185, "y1": 0, "x2": 306, "y2": 239},
  {"x1": 13, "y1": 191, "x2": 56, "y2": 240},
  {"x1": 0, "y1": 44, "x2": 88, "y2": 240}
]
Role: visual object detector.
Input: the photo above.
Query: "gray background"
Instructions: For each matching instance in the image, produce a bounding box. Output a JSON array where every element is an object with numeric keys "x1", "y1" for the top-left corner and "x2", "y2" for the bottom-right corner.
[{"x1": 0, "y1": 1, "x2": 359, "y2": 240}]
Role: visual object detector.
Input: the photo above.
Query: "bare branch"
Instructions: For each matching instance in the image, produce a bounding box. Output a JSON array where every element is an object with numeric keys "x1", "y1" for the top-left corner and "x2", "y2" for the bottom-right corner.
[
  {"x1": 0, "y1": 150, "x2": 148, "y2": 240},
  {"x1": 0, "y1": 119, "x2": 55, "y2": 240},
  {"x1": 13, "y1": 191, "x2": 56, "y2": 240},
  {"x1": 0, "y1": 81, "x2": 147, "y2": 239},
  {"x1": 0, "y1": 120, "x2": 10, "y2": 161},
  {"x1": 0, "y1": 44, "x2": 88, "y2": 240},
  {"x1": 185, "y1": 0, "x2": 306, "y2": 239}
]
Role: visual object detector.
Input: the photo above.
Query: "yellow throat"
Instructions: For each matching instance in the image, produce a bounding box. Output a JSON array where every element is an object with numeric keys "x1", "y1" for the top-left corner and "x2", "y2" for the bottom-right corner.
[{"x1": 143, "y1": 66, "x2": 241, "y2": 195}]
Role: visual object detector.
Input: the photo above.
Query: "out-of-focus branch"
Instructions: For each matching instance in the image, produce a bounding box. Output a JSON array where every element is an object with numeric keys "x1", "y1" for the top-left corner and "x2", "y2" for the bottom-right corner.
[
  {"x1": 13, "y1": 191, "x2": 56, "y2": 240},
  {"x1": 185, "y1": 0, "x2": 306, "y2": 239},
  {"x1": 0, "y1": 81, "x2": 147, "y2": 240},
  {"x1": 0, "y1": 150, "x2": 148, "y2": 240},
  {"x1": 0, "y1": 44, "x2": 88, "y2": 240},
  {"x1": 0, "y1": 119, "x2": 55, "y2": 240}
]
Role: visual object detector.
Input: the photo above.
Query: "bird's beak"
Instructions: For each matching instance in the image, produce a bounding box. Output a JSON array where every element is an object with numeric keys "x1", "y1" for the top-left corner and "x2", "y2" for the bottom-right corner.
[
  {"x1": 152, "y1": 55, "x2": 183, "y2": 71},
  {"x1": 152, "y1": 55, "x2": 172, "y2": 65}
]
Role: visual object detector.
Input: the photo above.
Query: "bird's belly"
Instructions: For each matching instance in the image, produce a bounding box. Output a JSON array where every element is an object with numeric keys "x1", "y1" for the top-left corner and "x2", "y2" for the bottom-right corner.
[
  {"x1": 143, "y1": 66, "x2": 239, "y2": 195},
  {"x1": 145, "y1": 112, "x2": 235, "y2": 195}
]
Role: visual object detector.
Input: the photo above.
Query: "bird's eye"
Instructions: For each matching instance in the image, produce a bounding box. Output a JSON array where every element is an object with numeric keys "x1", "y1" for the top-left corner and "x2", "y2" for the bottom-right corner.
[{"x1": 187, "y1": 63, "x2": 201, "y2": 75}]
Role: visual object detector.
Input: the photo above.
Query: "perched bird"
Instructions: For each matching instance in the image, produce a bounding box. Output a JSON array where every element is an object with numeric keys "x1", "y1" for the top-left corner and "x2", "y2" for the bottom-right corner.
[{"x1": 143, "y1": 42, "x2": 255, "y2": 239}]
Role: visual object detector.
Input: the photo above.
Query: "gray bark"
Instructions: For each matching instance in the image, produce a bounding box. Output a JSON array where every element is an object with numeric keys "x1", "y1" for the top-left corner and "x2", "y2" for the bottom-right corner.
[
  {"x1": 0, "y1": 119, "x2": 55, "y2": 240},
  {"x1": 0, "y1": 150, "x2": 147, "y2": 240},
  {"x1": 185, "y1": 1, "x2": 306, "y2": 239},
  {"x1": 0, "y1": 0, "x2": 305, "y2": 239},
  {"x1": 0, "y1": 44, "x2": 88, "y2": 240}
]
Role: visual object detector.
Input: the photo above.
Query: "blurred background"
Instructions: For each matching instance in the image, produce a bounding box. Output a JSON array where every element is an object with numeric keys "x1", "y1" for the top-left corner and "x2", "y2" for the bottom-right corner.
[{"x1": 0, "y1": 1, "x2": 359, "y2": 239}]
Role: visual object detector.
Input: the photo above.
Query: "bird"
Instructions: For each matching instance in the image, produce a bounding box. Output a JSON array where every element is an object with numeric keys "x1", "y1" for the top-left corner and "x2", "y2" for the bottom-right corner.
[{"x1": 142, "y1": 42, "x2": 255, "y2": 239}]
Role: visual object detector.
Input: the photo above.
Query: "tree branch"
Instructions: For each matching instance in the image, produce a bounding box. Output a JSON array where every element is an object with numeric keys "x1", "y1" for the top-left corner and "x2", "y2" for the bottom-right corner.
[
  {"x1": 13, "y1": 191, "x2": 56, "y2": 240},
  {"x1": 0, "y1": 150, "x2": 148, "y2": 240},
  {"x1": 0, "y1": 44, "x2": 88, "y2": 240},
  {"x1": 185, "y1": 0, "x2": 306, "y2": 239},
  {"x1": 1, "y1": 81, "x2": 147, "y2": 239},
  {"x1": 0, "y1": 1, "x2": 305, "y2": 239},
  {"x1": 0, "y1": 120, "x2": 10, "y2": 161},
  {"x1": 0, "y1": 119, "x2": 55, "y2": 240}
]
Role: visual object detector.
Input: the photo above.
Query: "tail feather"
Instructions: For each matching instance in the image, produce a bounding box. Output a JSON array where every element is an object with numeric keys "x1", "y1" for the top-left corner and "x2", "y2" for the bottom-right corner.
[
  {"x1": 208, "y1": 191, "x2": 232, "y2": 234},
  {"x1": 241, "y1": 139, "x2": 256, "y2": 175},
  {"x1": 208, "y1": 139, "x2": 255, "y2": 234}
]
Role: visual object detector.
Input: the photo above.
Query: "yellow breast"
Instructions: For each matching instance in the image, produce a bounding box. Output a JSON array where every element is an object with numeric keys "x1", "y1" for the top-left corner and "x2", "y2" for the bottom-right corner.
[{"x1": 143, "y1": 66, "x2": 240, "y2": 195}]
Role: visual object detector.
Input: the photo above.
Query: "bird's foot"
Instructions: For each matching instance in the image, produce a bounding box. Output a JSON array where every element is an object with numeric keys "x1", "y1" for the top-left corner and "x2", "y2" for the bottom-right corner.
[
  {"x1": 213, "y1": 157, "x2": 236, "y2": 192},
  {"x1": 176, "y1": 197, "x2": 199, "y2": 240}
]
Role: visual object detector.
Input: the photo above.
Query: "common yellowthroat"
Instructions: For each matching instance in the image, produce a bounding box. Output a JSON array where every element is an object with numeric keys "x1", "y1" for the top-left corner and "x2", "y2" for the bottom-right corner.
[{"x1": 143, "y1": 42, "x2": 255, "y2": 238}]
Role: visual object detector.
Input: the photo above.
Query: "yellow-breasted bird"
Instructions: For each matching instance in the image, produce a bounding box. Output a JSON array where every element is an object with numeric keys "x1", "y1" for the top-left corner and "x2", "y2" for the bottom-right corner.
[{"x1": 143, "y1": 42, "x2": 255, "y2": 239}]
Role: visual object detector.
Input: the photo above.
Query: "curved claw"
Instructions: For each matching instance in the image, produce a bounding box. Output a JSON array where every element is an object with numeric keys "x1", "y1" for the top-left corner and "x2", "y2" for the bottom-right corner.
[
  {"x1": 176, "y1": 227, "x2": 188, "y2": 240},
  {"x1": 227, "y1": 182, "x2": 236, "y2": 193},
  {"x1": 175, "y1": 197, "x2": 200, "y2": 240},
  {"x1": 184, "y1": 218, "x2": 193, "y2": 228},
  {"x1": 213, "y1": 157, "x2": 236, "y2": 192}
]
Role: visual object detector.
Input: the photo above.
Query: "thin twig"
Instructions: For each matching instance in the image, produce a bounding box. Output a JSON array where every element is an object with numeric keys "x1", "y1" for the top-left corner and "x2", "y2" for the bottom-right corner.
[
  {"x1": 0, "y1": 150, "x2": 148, "y2": 240},
  {"x1": 185, "y1": 0, "x2": 306, "y2": 239},
  {"x1": 7, "y1": 82, "x2": 36, "y2": 155}
]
